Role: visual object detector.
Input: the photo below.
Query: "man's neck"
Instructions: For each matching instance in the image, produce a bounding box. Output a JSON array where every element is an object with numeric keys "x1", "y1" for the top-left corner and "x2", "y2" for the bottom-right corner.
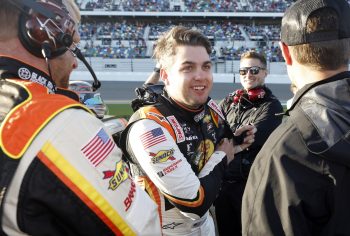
[
  {"x1": 0, "y1": 38, "x2": 48, "y2": 74},
  {"x1": 290, "y1": 63, "x2": 349, "y2": 89}
]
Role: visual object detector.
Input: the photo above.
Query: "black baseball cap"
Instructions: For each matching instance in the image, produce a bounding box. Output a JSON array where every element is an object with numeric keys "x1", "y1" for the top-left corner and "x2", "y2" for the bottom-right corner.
[{"x1": 281, "y1": 0, "x2": 350, "y2": 46}]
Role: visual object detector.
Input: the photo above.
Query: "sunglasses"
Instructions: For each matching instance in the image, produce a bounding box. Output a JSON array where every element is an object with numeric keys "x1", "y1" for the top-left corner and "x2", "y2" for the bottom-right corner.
[{"x1": 239, "y1": 66, "x2": 265, "y2": 76}]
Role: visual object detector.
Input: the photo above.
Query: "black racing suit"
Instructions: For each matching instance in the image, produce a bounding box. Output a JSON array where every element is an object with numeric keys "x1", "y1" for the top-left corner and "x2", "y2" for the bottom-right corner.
[{"x1": 215, "y1": 86, "x2": 283, "y2": 236}]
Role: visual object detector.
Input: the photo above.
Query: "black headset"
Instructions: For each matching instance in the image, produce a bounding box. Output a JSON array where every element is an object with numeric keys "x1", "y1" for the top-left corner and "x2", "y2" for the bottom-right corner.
[
  {"x1": 8, "y1": 0, "x2": 75, "y2": 59},
  {"x1": 232, "y1": 87, "x2": 266, "y2": 105},
  {"x1": 4, "y1": 0, "x2": 101, "y2": 91}
]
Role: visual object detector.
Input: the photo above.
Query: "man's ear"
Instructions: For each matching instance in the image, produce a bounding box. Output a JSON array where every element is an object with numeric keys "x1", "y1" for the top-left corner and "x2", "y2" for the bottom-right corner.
[
  {"x1": 262, "y1": 68, "x2": 268, "y2": 77},
  {"x1": 160, "y1": 68, "x2": 169, "y2": 85},
  {"x1": 279, "y1": 42, "x2": 292, "y2": 65}
]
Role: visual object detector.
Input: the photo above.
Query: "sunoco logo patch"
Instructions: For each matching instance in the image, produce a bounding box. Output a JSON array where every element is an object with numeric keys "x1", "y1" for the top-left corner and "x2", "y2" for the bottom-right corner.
[
  {"x1": 150, "y1": 149, "x2": 176, "y2": 164},
  {"x1": 104, "y1": 161, "x2": 129, "y2": 190}
]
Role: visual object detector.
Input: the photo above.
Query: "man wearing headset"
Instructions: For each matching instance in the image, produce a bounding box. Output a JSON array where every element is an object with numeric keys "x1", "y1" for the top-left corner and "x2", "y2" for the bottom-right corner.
[
  {"x1": 0, "y1": 0, "x2": 161, "y2": 235},
  {"x1": 215, "y1": 51, "x2": 283, "y2": 235}
]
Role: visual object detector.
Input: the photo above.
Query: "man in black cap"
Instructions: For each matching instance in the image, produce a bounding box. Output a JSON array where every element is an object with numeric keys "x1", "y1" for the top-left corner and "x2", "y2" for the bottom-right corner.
[{"x1": 242, "y1": 0, "x2": 350, "y2": 235}]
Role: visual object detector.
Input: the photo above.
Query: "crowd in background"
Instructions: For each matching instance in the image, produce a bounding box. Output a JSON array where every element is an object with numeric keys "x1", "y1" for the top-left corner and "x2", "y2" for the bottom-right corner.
[
  {"x1": 74, "y1": 0, "x2": 310, "y2": 61},
  {"x1": 78, "y1": 19, "x2": 283, "y2": 61},
  {"x1": 74, "y1": 0, "x2": 293, "y2": 62},
  {"x1": 76, "y1": 0, "x2": 295, "y2": 12}
]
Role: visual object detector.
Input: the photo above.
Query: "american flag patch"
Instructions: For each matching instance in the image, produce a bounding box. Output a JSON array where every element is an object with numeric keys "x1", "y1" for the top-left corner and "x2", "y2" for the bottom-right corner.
[
  {"x1": 81, "y1": 128, "x2": 116, "y2": 167},
  {"x1": 140, "y1": 127, "x2": 166, "y2": 149}
]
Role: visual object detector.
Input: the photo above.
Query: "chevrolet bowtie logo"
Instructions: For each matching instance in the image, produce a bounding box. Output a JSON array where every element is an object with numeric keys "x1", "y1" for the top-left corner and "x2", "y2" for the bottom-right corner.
[{"x1": 162, "y1": 222, "x2": 183, "y2": 229}]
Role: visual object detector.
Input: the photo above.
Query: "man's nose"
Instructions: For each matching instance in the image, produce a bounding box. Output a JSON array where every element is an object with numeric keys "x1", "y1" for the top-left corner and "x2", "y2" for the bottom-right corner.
[
  {"x1": 194, "y1": 68, "x2": 207, "y2": 80},
  {"x1": 72, "y1": 57, "x2": 78, "y2": 69}
]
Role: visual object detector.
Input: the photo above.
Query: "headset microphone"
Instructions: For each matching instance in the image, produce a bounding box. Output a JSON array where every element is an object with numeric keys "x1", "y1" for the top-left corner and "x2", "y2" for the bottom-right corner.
[
  {"x1": 41, "y1": 41, "x2": 52, "y2": 59},
  {"x1": 74, "y1": 48, "x2": 101, "y2": 91}
]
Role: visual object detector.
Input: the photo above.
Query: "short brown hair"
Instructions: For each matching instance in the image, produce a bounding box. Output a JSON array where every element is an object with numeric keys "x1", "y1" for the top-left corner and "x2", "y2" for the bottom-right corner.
[
  {"x1": 289, "y1": 8, "x2": 350, "y2": 70},
  {"x1": 153, "y1": 26, "x2": 212, "y2": 69},
  {"x1": 240, "y1": 51, "x2": 267, "y2": 68}
]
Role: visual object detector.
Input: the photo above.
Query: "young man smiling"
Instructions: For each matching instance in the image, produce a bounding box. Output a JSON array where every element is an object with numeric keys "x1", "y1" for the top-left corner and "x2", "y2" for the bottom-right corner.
[{"x1": 120, "y1": 26, "x2": 256, "y2": 236}]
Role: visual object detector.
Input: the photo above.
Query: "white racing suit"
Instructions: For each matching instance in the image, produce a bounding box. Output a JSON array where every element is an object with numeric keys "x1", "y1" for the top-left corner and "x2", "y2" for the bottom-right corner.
[
  {"x1": 121, "y1": 93, "x2": 232, "y2": 235},
  {"x1": 0, "y1": 57, "x2": 161, "y2": 236},
  {"x1": 102, "y1": 116, "x2": 128, "y2": 136}
]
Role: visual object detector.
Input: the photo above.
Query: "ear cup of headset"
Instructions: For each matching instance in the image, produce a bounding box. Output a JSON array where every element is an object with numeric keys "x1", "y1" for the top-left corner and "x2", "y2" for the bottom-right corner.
[
  {"x1": 18, "y1": 1, "x2": 75, "y2": 59},
  {"x1": 233, "y1": 89, "x2": 244, "y2": 104},
  {"x1": 233, "y1": 87, "x2": 266, "y2": 104},
  {"x1": 247, "y1": 87, "x2": 266, "y2": 101}
]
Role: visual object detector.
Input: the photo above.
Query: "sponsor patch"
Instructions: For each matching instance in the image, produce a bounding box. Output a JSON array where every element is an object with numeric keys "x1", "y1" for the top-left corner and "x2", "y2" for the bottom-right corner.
[
  {"x1": 140, "y1": 127, "x2": 167, "y2": 149},
  {"x1": 203, "y1": 114, "x2": 211, "y2": 124},
  {"x1": 124, "y1": 181, "x2": 136, "y2": 211},
  {"x1": 149, "y1": 149, "x2": 175, "y2": 164},
  {"x1": 207, "y1": 99, "x2": 225, "y2": 120},
  {"x1": 18, "y1": 67, "x2": 55, "y2": 93},
  {"x1": 194, "y1": 110, "x2": 205, "y2": 122},
  {"x1": 157, "y1": 159, "x2": 182, "y2": 177},
  {"x1": 207, "y1": 122, "x2": 214, "y2": 133},
  {"x1": 209, "y1": 109, "x2": 220, "y2": 128},
  {"x1": 81, "y1": 128, "x2": 116, "y2": 167},
  {"x1": 185, "y1": 135, "x2": 198, "y2": 141},
  {"x1": 18, "y1": 68, "x2": 31, "y2": 80},
  {"x1": 167, "y1": 116, "x2": 185, "y2": 143},
  {"x1": 103, "y1": 161, "x2": 129, "y2": 190},
  {"x1": 193, "y1": 139, "x2": 215, "y2": 172},
  {"x1": 162, "y1": 222, "x2": 183, "y2": 230},
  {"x1": 148, "y1": 112, "x2": 167, "y2": 122}
]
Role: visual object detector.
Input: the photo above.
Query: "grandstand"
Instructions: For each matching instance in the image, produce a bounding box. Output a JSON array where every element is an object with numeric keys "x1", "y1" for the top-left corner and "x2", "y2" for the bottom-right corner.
[
  {"x1": 73, "y1": 0, "x2": 348, "y2": 75},
  {"x1": 76, "y1": 0, "x2": 293, "y2": 12}
]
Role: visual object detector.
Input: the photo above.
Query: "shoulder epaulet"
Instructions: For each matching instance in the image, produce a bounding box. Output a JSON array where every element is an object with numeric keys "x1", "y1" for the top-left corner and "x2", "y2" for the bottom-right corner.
[{"x1": 0, "y1": 80, "x2": 91, "y2": 159}]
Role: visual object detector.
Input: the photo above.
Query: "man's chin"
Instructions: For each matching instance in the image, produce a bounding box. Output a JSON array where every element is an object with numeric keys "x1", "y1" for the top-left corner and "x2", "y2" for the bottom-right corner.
[{"x1": 244, "y1": 84, "x2": 257, "y2": 90}]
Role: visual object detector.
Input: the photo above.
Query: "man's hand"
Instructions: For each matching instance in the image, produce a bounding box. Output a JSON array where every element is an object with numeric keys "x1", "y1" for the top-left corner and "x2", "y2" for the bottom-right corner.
[
  {"x1": 216, "y1": 138, "x2": 235, "y2": 165},
  {"x1": 234, "y1": 124, "x2": 257, "y2": 153}
]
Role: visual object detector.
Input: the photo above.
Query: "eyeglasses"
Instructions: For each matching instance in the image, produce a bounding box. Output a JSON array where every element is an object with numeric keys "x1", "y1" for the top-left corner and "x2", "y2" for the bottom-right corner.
[
  {"x1": 67, "y1": 42, "x2": 79, "y2": 57},
  {"x1": 239, "y1": 66, "x2": 265, "y2": 76}
]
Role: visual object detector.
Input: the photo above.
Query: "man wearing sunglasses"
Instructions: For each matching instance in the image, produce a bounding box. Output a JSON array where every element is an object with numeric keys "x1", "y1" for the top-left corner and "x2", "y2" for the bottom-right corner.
[{"x1": 215, "y1": 51, "x2": 283, "y2": 236}]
